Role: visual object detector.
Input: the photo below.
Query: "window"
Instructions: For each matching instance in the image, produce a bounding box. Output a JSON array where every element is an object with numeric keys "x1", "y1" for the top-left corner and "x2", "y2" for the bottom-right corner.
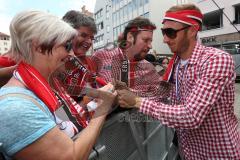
[
  {"x1": 107, "y1": 25, "x2": 110, "y2": 33},
  {"x1": 100, "y1": 22, "x2": 104, "y2": 30},
  {"x1": 97, "y1": 22, "x2": 104, "y2": 31},
  {"x1": 120, "y1": 25, "x2": 122, "y2": 33},
  {"x1": 128, "y1": 2, "x2": 132, "y2": 13},
  {"x1": 202, "y1": 10, "x2": 223, "y2": 31},
  {"x1": 117, "y1": 26, "x2": 120, "y2": 36},
  {"x1": 106, "y1": 5, "x2": 110, "y2": 12},
  {"x1": 116, "y1": 10, "x2": 119, "y2": 20},
  {"x1": 234, "y1": 4, "x2": 240, "y2": 24},
  {"x1": 116, "y1": 11, "x2": 120, "y2": 25},
  {"x1": 94, "y1": 34, "x2": 104, "y2": 44},
  {"x1": 139, "y1": 0, "x2": 143, "y2": 7},
  {"x1": 120, "y1": 8, "x2": 123, "y2": 19},
  {"x1": 3, "y1": 42, "x2": 7, "y2": 46},
  {"x1": 95, "y1": 9, "x2": 103, "y2": 19},
  {"x1": 113, "y1": 27, "x2": 117, "y2": 40},
  {"x1": 144, "y1": 0, "x2": 149, "y2": 5},
  {"x1": 132, "y1": 0, "x2": 136, "y2": 11},
  {"x1": 222, "y1": 43, "x2": 240, "y2": 55},
  {"x1": 113, "y1": 12, "x2": 116, "y2": 22},
  {"x1": 124, "y1": 5, "x2": 128, "y2": 17},
  {"x1": 113, "y1": 0, "x2": 116, "y2": 6}
]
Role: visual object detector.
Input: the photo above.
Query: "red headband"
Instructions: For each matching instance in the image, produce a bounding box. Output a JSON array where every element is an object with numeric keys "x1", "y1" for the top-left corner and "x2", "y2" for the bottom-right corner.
[
  {"x1": 163, "y1": 10, "x2": 203, "y2": 30},
  {"x1": 129, "y1": 25, "x2": 156, "y2": 32}
]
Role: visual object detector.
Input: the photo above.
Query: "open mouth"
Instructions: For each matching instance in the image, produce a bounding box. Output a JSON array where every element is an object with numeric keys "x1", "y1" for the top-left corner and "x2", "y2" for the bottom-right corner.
[
  {"x1": 142, "y1": 49, "x2": 149, "y2": 54},
  {"x1": 80, "y1": 42, "x2": 90, "y2": 50}
]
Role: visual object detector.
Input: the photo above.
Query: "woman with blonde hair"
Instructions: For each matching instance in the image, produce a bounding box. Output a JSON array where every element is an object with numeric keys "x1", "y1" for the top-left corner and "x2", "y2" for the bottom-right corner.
[{"x1": 0, "y1": 10, "x2": 115, "y2": 160}]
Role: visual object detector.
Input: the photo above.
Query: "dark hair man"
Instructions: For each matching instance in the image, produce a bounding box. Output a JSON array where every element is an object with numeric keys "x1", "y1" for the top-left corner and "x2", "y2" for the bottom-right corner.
[{"x1": 92, "y1": 17, "x2": 168, "y2": 100}]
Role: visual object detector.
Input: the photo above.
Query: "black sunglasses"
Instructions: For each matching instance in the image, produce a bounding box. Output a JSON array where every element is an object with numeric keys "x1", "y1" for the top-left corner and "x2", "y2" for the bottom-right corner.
[
  {"x1": 64, "y1": 41, "x2": 73, "y2": 52},
  {"x1": 161, "y1": 26, "x2": 190, "y2": 39}
]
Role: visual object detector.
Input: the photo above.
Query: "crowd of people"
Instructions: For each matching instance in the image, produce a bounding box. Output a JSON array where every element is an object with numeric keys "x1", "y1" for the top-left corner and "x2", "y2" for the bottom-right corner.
[{"x1": 0, "y1": 3, "x2": 239, "y2": 160}]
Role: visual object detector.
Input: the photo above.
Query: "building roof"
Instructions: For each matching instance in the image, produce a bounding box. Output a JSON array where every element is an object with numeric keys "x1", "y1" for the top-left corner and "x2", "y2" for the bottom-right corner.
[{"x1": 0, "y1": 32, "x2": 10, "y2": 38}]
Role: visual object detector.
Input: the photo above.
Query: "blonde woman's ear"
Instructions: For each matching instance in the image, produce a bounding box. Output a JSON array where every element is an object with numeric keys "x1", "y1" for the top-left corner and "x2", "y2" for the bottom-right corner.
[{"x1": 32, "y1": 40, "x2": 42, "y2": 53}]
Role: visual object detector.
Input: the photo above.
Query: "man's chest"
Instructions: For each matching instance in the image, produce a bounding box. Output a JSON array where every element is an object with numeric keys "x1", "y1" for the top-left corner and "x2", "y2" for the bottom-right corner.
[{"x1": 173, "y1": 64, "x2": 199, "y2": 100}]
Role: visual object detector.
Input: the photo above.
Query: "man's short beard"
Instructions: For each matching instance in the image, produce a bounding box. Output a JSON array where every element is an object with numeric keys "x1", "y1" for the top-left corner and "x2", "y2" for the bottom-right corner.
[{"x1": 134, "y1": 53, "x2": 145, "y2": 61}]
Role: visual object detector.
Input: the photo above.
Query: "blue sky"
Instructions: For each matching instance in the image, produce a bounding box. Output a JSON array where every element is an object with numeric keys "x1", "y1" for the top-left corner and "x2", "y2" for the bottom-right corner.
[{"x1": 0, "y1": 0, "x2": 96, "y2": 35}]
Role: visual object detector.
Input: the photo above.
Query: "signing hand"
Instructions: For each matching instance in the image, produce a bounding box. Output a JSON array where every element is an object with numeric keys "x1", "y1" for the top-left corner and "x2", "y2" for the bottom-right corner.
[
  {"x1": 112, "y1": 79, "x2": 129, "y2": 90},
  {"x1": 86, "y1": 83, "x2": 117, "y2": 117},
  {"x1": 117, "y1": 89, "x2": 141, "y2": 108}
]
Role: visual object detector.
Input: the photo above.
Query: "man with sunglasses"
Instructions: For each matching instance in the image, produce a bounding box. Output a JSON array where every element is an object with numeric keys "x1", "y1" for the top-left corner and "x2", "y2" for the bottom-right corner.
[{"x1": 116, "y1": 3, "x2": 240, "y2": 159}]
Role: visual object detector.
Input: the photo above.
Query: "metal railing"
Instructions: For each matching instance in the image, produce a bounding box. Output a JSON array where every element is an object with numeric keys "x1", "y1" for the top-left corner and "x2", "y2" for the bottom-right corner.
[{"x1": 235, "y1": 64, "x2": 240, "y2": 71}]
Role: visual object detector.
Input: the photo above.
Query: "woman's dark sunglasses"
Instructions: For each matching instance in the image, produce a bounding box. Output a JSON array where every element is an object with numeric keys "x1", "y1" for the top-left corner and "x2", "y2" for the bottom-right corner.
[
  {"x1": 161, "y1": 26, "x2": 190, "y2": 39},
  {"x1": 64, "y1": 41, "x2": 73, "y2": 52}
]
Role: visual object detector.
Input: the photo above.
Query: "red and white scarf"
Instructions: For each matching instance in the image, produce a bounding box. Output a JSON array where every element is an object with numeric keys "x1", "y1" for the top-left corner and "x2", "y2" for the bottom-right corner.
[
  {"x1": 14, "y1": 62, "x2": 89, "y2": 136},
  {"x1": 162, "y1": 53, "x2": 177, "y2": 82},
  {"x1": 0, "y1": 56, "x2": 16, "y2": 67},
  {"x1": 15, "y1": 62, "x2": 59, "y2": 112}
]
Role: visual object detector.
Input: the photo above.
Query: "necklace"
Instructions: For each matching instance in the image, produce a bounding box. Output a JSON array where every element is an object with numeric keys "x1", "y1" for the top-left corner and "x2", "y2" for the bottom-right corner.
[{"x1": 175, "y1": 59, "x2": 189, "y2": 101}]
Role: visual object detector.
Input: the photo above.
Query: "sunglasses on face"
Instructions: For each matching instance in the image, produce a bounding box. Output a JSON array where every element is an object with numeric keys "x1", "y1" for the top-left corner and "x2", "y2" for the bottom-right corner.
[
  {"x1": 64, "y1": 41, "x2": 73, "y2": 52},
  {"x1": 161, "y1": 26, "x2": 190, "y2": 39}
]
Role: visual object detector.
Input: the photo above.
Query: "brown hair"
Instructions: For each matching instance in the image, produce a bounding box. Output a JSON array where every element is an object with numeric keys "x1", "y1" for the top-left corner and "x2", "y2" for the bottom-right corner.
[
  {"x1": 123, "y1": 17, "x2": 156, "y2": 44},
  {"x1": 167, "y1": 3, "x2": 201, "y2": 13}
]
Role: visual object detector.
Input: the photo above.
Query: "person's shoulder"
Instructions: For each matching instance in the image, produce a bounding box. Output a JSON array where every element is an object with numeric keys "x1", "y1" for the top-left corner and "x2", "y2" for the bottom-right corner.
[
  {"x1": 0, "y1": 87, "x2": 56, "y2": 156},
  {"x1": 92, "y1": 48, "x2": 120, "y2": 59},
  {"x1": 0, "y1": 87, "x2": 53, "y2": 119},
  {"x1": 203, "y1": 46, "x2": 234, "y2": 63},
  {"x1": 203, "y1": 45, "x2": 230, "y2": 56}
]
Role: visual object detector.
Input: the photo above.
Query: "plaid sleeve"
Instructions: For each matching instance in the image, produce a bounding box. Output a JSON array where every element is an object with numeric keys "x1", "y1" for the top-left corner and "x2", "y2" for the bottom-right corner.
[
  {"x1": 139, "y1": 53, "x2": 235, "y2": 129},
  {"x1": 91, "y1": 51, "x2": 103, "y2": 74}
]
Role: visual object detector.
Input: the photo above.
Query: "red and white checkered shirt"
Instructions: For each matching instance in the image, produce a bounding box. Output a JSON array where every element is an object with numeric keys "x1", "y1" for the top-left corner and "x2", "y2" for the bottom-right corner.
[
  {"x1": 139, "y1": 43, "x2": 240, "y2": 159},
  {"x1": 92, "y1": 48, "x2": 168, "y2": 100}
]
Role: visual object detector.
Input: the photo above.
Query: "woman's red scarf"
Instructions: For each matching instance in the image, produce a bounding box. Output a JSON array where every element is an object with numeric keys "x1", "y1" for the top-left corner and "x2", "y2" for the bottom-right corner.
[
  {"x1": 16, "y1": 62, "x2": 59, "y2": 112},
  {"x1": 0, "y1": 56, "x2": 16, "y2": 67},
  {"x1": 16, "y1": 61, "x2": 91, "y2": 129}
]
